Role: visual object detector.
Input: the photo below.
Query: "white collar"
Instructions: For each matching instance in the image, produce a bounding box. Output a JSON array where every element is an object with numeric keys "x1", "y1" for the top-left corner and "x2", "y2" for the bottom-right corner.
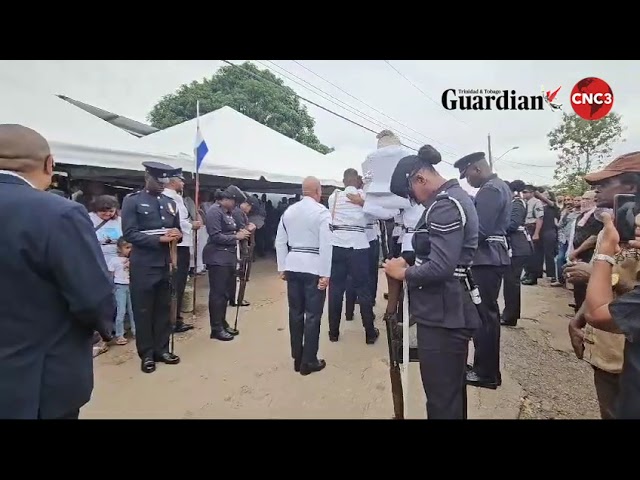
[
  {"x1": 0, "y1": 170, "x2": 37, "y2": 189},
  {"x1": 162, "y1": 188, "x2": 180, "y2": 200}
]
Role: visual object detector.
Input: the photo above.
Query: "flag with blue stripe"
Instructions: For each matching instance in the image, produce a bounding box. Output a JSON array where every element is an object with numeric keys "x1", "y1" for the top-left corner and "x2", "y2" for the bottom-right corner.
[{"x1": 194, "y1": 127, "x2": 208, "y2": 172}]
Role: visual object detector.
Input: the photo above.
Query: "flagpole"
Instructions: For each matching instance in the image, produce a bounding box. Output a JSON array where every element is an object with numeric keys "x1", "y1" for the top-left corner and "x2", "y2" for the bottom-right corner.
[{"x1": 192, "y1": 100, "x2": 200, "y2": 320}]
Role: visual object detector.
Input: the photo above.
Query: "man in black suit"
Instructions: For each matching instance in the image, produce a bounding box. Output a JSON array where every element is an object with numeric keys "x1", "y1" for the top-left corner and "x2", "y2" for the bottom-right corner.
[{"x1": 0, "y1": 124, "x2": 114, "y2": 419}]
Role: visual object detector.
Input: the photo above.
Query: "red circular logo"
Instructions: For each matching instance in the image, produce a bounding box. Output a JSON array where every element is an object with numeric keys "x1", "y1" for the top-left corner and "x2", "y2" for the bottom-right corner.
[{"x1": 570, "y1": 77, "x2": 614, "y2": 121}]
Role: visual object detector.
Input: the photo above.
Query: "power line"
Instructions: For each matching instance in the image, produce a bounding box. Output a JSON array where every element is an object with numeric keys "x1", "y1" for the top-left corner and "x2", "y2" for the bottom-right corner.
[
  {"x1": 258, "y1": 60, "x2": 425, "y2": 150},
  {"x1": 220, "y1": 60, "x2": 456, "y2": 165},
  {"x1": 383, "y1": 60, "x2": 472, "y2": 128},
  {"x1": 290, "y1": 60, "x2": 459, "y2": 153}
]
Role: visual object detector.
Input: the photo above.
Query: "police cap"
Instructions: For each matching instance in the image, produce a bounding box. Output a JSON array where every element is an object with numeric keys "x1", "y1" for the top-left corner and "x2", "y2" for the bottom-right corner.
[
  {"x1": 453, "y1": 152, "x2": 486, "y2": 179},
  {"x1": 221, "y1": 185, "x2": 247, "y2": 203},
  {"x1": 245, "y1": 195, "x2": 260, "y2": 209},
  {"x1": 390, "y1": 155, "x2": 420, "y2": 199},
  {"x1": 142, "y1": 161, "x2": 181, "y2": 182}
]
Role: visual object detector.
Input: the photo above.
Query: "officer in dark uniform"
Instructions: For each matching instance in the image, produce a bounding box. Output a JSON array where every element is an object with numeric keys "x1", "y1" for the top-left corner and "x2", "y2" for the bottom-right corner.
[
  {"x1": 203, "y1": 185, "x2": 251, "y2": 341},
  {"x1": 121, "y1": 161, "x2": 183, "y2": 374},
  {"x1": 383, "y1": 145, "x2": 481, "y2": 419},
  {"x1": 453, "y1": 152, "x2": 511, "y2": 390},
  {"x1": 228, "y1": 194, "x2": 258, "y2": 307},
  {"x1": 502, "y1": 180, "x2": 533, "y2": 326}
]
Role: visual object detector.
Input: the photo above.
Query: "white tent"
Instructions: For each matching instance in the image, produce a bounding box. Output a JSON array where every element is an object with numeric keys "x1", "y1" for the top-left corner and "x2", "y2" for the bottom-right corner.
[{"x1": 138, "y1": 106, "x2": 342, "y2": 187}]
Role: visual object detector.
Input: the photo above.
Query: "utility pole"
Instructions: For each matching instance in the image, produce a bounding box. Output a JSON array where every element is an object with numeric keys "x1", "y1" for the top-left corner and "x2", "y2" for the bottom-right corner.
[{"x1": 487, "y1": 133, "x2": 493, "y2": 171}]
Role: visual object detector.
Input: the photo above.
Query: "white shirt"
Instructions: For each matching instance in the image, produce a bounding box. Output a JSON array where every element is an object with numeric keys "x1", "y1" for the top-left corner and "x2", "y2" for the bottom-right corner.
[
  {"x1": 358, "y1": 190, "x2": 380, "y2": 242},
  {"x1": 89, "y1": 212, "x2": 122, "y2": 264},
  {"x1": 107, "y1": 256, "x2": 130, "y2": 284},
  {"x1": 401, "y1": 203, "x2": 426, "y2": 252},
  {"x1": 328, "y1": 186, "x2": 370, "y2": 250},
  {"x1": 275, "y1": 196, "x2": 333, "y2": 277},
  {"x1": 163, "y1": 188, "x2": 191, "y2": 248}
]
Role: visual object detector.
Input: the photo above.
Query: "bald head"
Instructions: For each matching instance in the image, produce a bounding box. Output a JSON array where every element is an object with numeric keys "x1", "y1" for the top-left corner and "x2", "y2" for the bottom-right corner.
[
  {"x1": 0, "y1": 124, "x2": 51, "y2": 171},
  {"x1": 302, "y1": 176, "x2": 322, "y2": 202},
  {"x1": 0, "y1": 124, "x2": 54, "y2": 190}
]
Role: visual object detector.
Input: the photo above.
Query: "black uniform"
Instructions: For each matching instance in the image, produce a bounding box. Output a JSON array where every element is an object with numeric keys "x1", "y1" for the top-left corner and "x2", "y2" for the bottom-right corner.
[
  {"x1": 0, "y1": 173, "x2": 114, "y2": 419},
  {"x1": 403, "y1": 180, "x2": 481, "y2": 419},
  {"x1": 228, "y1": 205, "x2": 249, "y2": 307},
  {"x1": 463, "y1": 169, "x2": 511, "y2": 387},
  {"x1": 121, "y1": 162, "x2": 182, "y2": 372},
  {"x1": 203, "y1": 186, "x2": 246, "y2": 341},
  {"x1": 502, "y1": 195, "x2": 533, "y2": 326}
]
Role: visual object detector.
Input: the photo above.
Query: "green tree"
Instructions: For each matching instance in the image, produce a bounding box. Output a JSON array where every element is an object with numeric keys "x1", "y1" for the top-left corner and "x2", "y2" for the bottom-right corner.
[
  {"x1": 548, "y1": 112, "x2": 625, "y2": 196},
  {"x1": 148, "y1": 61, "x2": 333, "y2": 154}
]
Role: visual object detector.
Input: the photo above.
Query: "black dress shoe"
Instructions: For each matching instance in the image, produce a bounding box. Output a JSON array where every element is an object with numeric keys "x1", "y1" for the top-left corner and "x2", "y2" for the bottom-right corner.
[
  {"x1": 141, "y1": 358, "x2": 156, "y2": 373},
  {"x1": 300, "y1": 359, "x2": 326, "y2": 376},
  {"x1": 294, "y1": 358, "x2": 301, "y2": 372},
  {"x1": 229, "y1": 300, "x2": 250, "y2": 307},
  {"x1": 521, "y1": 278, "x2": 537, "y2": 286},
  {"x1": 174, "y1": 323, "x2": 194, "y2": 333},
  {"x1": 329, "y1": 332, "x2": 339, "y2": 342},
  {"x1": 225, "y1": 326, "x2": 239, "y2": 336},
  {"x1": 366, "y1": 327, "x2": 380, "y2": 345},
  {"x1": 210, "y1": 330, "x2": 234, "y2": 341},
  {"x1": 156, "y1": 352, "x2": 180, "y2": 365},
  {"x1": 500, "y1": 319, "x2": 517, "y2": 327},
  {"x1": 466, "y1": 370, "x2": 499, "y2": 390}
]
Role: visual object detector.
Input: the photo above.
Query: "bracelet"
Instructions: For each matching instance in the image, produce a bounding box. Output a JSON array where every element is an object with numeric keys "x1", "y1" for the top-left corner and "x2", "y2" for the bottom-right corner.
[{"x1": 593, "y1": 253, "x2": 616, "y2": 266}]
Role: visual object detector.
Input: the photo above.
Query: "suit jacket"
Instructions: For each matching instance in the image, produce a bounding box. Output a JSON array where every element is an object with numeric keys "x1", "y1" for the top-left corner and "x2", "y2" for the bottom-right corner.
[{"x1": 0, "y1": 173, "x2": 115, "y2": 419}]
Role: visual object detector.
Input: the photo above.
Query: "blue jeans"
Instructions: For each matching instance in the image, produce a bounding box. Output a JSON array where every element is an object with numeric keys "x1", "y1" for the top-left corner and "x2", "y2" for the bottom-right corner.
[
  {"x1": 555, "y1": 242, "x2": 568, "y2": 280},
  {"x1": 114, "y1": 284, "x2": 135, "y2": 337}
]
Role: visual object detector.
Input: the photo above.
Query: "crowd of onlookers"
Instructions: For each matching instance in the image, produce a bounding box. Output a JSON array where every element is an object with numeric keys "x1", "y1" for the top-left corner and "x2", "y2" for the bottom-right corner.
[{"x1": 512, "y1": 152, "x2": 640, "y2": 419}]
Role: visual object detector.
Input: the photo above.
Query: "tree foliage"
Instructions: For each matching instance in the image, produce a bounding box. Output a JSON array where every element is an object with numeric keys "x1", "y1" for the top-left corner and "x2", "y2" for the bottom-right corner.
[
  {"x1": 548, "y1": 112, "x2": 625, "y2": 196},
  {"x1": 148, "y1": 61, "x2": 333, "y2": 154}
]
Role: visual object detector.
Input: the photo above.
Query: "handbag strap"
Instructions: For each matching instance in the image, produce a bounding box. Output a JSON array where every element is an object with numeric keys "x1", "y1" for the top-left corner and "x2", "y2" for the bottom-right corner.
[{"x1": 94, "y1": 219, "x2": 109, "y2": 232}]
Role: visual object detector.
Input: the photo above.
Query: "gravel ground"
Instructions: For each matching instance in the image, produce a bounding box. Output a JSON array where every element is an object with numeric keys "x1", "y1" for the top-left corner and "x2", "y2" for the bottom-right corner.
[{"x1": 499, "y1": 282, "x2": 601, "y2": 419}]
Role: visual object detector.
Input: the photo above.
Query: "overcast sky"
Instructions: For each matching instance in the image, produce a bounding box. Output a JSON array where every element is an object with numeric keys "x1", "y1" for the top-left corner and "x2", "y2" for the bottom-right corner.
[{"x1": 1, "y1": 59, "x2": 637, "y2": 185}]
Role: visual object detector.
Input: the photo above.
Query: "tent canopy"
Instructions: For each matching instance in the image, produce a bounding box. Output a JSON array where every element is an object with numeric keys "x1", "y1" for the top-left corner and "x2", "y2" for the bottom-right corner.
[{"x1": 138, "y1": 106, "x2": 343, "y2": 186}]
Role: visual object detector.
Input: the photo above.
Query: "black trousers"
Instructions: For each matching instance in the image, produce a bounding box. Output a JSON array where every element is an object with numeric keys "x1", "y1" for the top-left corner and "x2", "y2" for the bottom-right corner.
[
  {"x1": 502, "y1": 255, "x2": 527, "y2": 324},
  {"x1": 39, "y1": 408, "x2": 80, "y2": 420},
  {"x1": 525, "y1": 239, "x2": 544, "y2": 279},
  {"x1": 175, "y1": 246, "x2": 191, "y2": 320},
  {"x1": 417, "y1": 325, "x2": 473, "y2": 419},
  {"x1": 345, "y1": 239, "x2": 380, "y2": 318},
  {"x1": 130, "y1": 265, "x2": 172, "y2": 360},
  {"x1": 471, "y1": 265, "x2": 505, "y2": 380},
  {"x1": 286, "y1": 271, "x2": 326, "y2": 364},
  {"x1": 208, "y1": 265, "x2": 235, "y2": 332},
  {"x1": 329, "y1": 246, "x2": 375, "y2": 336},
  {"x1": 541, "y1": 230, "x2": 558, "y2": 279}
]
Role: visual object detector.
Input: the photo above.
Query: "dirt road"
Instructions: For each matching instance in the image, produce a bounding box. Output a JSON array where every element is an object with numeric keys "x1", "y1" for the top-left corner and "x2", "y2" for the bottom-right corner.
[{"x1": 83, "y1": 259, "x2": 599, "y2": 419}]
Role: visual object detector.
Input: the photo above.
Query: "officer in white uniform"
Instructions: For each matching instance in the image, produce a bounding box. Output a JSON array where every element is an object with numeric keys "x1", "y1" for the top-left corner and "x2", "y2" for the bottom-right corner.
[
  {"x1": 275, "y1": 177, "x2": 333, "y2": 376},
  {"x1": 327, "y1": 168, "x2": 380, "y2": 344}
]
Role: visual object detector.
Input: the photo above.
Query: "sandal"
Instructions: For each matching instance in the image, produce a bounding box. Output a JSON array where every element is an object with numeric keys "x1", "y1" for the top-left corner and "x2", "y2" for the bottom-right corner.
[{"x1": 115, "y1": 336, "x2": 128, "y2": 345}]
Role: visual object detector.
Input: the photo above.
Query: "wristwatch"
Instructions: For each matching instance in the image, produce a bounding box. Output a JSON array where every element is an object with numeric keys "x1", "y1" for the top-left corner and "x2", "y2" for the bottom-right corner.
[{"x1": 593, "y1": 253, "x2": 616, "y2": 266}]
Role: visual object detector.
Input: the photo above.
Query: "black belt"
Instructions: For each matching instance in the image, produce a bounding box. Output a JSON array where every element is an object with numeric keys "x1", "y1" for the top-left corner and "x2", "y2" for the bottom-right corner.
[
  {"x1": 330, "y1": 225, "x2": 365, "y2": 233},
  {"x1": 289, "y1": 247, "x2": 319, "y2": 255}
]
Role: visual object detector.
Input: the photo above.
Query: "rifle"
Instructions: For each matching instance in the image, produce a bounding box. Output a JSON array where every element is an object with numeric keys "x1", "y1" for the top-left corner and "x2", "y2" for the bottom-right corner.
[
  {"x1": 245, "y1": 231, "x2": 256, "y2": 282},
  {"x1": 380, "y1": 219, "x2": 405, "y2": 419},
  {"x1": 168, "y1": 239, "x2": 178, "y2": 354},
  {"x1": 233, "y1": 233, "x2": 253, "y2": 333}
]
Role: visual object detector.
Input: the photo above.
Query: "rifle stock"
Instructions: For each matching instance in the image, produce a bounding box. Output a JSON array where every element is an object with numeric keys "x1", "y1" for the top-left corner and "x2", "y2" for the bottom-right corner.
[{"x1": 168, "y1": 239, "x2": 178, "y2": 354}]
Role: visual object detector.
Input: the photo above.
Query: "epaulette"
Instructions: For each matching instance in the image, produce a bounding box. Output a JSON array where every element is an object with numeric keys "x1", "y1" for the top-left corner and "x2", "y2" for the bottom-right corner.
[
  {"x1": 125, "y1": 190, "x2": 141, "y2": 198},
  {"x1": 435, "y1": 190, "x2": 450, "y2": 200}
]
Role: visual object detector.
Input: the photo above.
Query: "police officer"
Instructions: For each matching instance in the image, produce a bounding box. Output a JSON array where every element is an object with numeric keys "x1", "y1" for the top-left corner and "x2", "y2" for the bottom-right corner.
[
  {"x1": 502, "y1": 180, "x2": 533, "y2": 326},
  {"x1": 384, "y1": 145, "x2": 481, "y2": 419},
  {"x1": 453, "y1": 152, "x2": 511, "y2": 389},
  {"x1": 203, "y1": 185, "x2": 250, "y2": 341},
  {"x1": 345, "y1": 175, "x2": 380, "y2": 318},
  {"x1": 275, "y1": 177, "x2": 333, "y2": 375},
  {"x1": 121, "y1": 161, "x2": 183, "y2": 374},
  {"x1": 228, "y1": 193, "x2": 257, "y2": 307},
  {"x1": 327, "y1": 168, "x2": 379, "y2": 344}
]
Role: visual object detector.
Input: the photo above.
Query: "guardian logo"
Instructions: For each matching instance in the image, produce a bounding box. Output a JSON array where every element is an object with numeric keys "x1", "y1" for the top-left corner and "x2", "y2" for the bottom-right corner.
[{"x1": 441, "y1": 87, "x2": 561, "y2": 112}]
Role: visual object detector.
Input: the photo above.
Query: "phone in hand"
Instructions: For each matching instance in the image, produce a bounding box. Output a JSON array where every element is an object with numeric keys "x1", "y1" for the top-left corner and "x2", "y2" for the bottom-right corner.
[{"x1": 613, "y1": 193, "x2": 638, "y2": 242}]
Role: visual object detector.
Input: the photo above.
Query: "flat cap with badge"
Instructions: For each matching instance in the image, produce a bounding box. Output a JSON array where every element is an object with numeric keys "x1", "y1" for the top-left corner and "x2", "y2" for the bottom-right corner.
[
  {"x1": 453, "y1": 152, "x2": 486, "y2": 179},
  {"x1": 220, "y1": 185, "x2": 247, "y2": 203},
  {"x1": 142, "y1": 161, "x2": 182, "y2": 183}
]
